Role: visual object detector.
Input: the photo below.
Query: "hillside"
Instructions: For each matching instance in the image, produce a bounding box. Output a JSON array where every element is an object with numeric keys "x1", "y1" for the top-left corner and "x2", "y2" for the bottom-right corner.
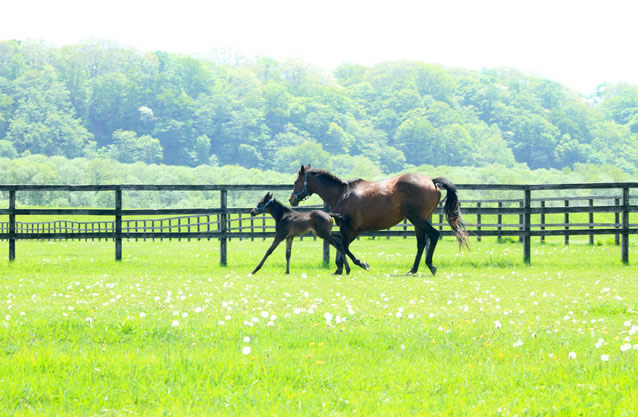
[{"x1": 0, "y1": 39, "x2": 637, "y2": 174}]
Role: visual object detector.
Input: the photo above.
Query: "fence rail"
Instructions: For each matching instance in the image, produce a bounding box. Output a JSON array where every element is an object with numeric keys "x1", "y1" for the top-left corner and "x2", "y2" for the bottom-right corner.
[{"x1": 0, "y1": 182, "x2": 636, "y2": 265}]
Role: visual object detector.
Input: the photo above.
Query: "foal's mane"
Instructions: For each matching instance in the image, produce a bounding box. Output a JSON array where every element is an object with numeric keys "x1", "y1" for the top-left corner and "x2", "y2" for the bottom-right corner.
[{"x1": 270, "y1": 198, "x2": 291, "y2": 212}]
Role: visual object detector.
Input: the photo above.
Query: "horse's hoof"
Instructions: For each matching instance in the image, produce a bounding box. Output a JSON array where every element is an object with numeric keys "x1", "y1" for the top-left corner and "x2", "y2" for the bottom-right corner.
[
  {"x1": 332, "y1": 270, "x2": 343, "y2": 275},
  {"x1": 428, "y1": 265, "x2": 437, "y2": 276},
  {"x1": 361, "y1": 262, "x2": 370, "y2": 271}
]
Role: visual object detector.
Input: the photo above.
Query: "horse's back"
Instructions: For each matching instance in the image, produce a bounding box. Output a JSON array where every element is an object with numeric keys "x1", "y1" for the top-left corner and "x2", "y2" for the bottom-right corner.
[{"x1": 393, "y1": 173, "x2": 441, "y2": 218}]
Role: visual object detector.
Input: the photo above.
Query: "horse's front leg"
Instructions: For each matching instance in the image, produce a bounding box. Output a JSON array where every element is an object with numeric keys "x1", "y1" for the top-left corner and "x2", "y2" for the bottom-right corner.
[
  {"x1": 251, "y1": 236, "x2": 284, "y2": 275},
  {"x1": 331, "y1": 232, "x2": 346, "y2": 275},
  {"x1": 285, "y1": 237, "x2": 293, "y2": 274}
]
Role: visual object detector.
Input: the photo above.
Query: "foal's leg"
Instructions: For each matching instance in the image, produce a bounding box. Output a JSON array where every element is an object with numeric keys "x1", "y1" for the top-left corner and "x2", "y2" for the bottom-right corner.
[
  {"x1": 338, "y1": 226, "x2": 369, "y2": 272},
  {"x1": 285, "y1": 237, "x2": 293, "y2": 274},
  {"x1": 320, "y1": 232, "x2": 350, "y2": 274},
  {"x1": 251, "y1": 235, "x2": 284, "y2": 275}
]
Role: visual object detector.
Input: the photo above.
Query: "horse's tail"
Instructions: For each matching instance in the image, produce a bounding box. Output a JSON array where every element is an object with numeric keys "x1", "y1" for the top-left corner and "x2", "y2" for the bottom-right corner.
[{"x1": 433, "y1": 177, "x2": 469, "y2": 249}]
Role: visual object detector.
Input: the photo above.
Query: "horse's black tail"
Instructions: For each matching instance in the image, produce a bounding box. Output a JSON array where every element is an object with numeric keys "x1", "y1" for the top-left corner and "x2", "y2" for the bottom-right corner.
[{"x1": 433, "y1": 177, "x2": 469, "y2": 249}]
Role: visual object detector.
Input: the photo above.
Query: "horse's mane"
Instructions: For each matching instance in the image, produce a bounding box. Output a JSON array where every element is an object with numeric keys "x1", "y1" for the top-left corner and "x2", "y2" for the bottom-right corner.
[{"x1": 308, "y1": 168, "x2": 348, "y2": 186}]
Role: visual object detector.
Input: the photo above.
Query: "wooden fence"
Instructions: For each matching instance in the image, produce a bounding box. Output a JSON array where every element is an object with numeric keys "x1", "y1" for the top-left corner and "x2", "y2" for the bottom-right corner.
[{"x1": 0, "y1": 183, "x2": 636, "y2": 265}]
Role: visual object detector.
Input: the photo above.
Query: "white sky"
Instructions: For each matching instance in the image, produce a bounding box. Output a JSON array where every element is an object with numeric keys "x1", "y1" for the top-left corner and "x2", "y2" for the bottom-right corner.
[{"x1": 2, "y1": 0, "x2": 637, "y2": 93}]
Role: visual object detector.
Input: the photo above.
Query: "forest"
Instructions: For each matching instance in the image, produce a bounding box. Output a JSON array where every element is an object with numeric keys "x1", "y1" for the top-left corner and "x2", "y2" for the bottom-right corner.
[{"x1": 0, "y1": 39, "x2": 636, "y2": 179}]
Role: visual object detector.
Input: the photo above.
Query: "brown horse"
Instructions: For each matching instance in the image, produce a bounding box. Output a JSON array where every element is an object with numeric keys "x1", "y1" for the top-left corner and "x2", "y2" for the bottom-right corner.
[
  {"x1": 289, "y1": 165, "x2": 468, "y2": 276},
  {"x1": 250, "y1": 192, "x2": 368, "y2": 275}
]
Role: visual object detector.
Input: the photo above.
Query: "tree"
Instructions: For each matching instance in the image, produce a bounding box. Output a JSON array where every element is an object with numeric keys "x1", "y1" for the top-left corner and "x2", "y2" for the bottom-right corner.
[
  {"x1": 106, "y1": 129, "x2": 163, "y2": 164},
  {"x1": 501, "y1": 110, "x2": 559, "y2": 169},
  {"x1": 263, "y1": 81, "x2": 291, "y2": 133},
  {"x1": 467, "y1": 124, "x2": 515, "y2": 167},
  {"x1": 273, "y1": 142, "x2": 331, "y2": 173},
  {"x1": 0, "y1": 140, "x2": 17, "y2": 158},
  {"x1": 6, "y1": 67, "x2": 91, "y2": 157},
  {"x1": 193, "y1": 135, "x2": 211, "y2": 165},
  {"x1": 87, "y1": 72, "x2": 141, "y2": 146},
  {"x1": 393, "y1": 115, "x2": 437, "y2": 165},
  {"x1": 599, "y1": 84, "x2": 638, "y2": 125}
]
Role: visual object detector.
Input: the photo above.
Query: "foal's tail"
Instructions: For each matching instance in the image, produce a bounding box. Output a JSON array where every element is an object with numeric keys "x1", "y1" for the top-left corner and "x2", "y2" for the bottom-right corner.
[
  {"x1": 329, "y1": 212, "x2": 347, "y2": 226},
  {"x1": 433, "y1": 177, "x2": 469, "y2": 249}
]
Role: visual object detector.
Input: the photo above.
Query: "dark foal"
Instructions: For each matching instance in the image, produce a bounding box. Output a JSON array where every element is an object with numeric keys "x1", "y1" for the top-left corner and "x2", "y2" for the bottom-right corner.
[{"x1": 249, "y1": 193, "x2": 352, "y2": 275}]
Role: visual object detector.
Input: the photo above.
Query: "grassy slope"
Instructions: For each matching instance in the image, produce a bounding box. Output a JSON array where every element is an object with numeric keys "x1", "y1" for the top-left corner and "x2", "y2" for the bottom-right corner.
[{"x1": 0, "y1": 236, "x2": 636, "y2": 416}]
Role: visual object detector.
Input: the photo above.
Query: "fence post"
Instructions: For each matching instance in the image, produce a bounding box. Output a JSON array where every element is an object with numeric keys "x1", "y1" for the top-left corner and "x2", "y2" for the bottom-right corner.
[
  {"x1": 540, "y1": 200, "x2": 546, "y2": 244},
  {"x1": 620, "y1": 187, "x2": 629, "y2": 264},
  {"x1": 589, "y1": 198, "x2": 594, "y2": 245},
  {"x1": 523, "y1": 189, "x2": 531, "y2": 264},
  {"x1": 615, "y1": 197, "x2": 620, "y2": 245},
  {"x1": 476, "y1": 202, "x2": 482, "y2": 242},
  {"x1": 497, "y1": 201, "x2": 502, "y2": 243},
  {"x1": 9, "y1": 189, "x2": 15, "y2": 261},
  {"x1": 518, "y1": 200, "x2": 523, "y2": 242},
  {"x1": 220, "y1": 188, "x2": 228, "y2": 266},
  {"x1": 323, "y1": 203, "x2": 330, "y2": 266},
  {"x1": 115, "y1": 188, "x2": 122, "y2": 261},
  {"x1": 564, "y1": 199, "x2": 569, "y2": 246}
]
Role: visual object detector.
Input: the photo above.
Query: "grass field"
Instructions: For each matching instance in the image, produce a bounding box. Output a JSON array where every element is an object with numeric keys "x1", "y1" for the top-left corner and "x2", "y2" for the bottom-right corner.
[{"x1": 0, "y1": 235, "x2": 636, "y2": 416}]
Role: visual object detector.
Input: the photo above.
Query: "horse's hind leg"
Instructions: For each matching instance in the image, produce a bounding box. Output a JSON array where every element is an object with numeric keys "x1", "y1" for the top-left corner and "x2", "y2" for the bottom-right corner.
[
  {"x1": 423, "y1": 221, "x2": 440, "y2": 275},
  {"x1": 409, "y1": 226, "x2": 427, "y2": 275},
  {"x1": 411, "y1": 218, "x2": 440, "y2": 276}
]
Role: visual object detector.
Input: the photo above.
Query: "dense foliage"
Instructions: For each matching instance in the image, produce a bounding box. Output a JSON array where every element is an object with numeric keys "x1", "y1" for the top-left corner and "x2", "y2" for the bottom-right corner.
[
  {"x1": 0, "y1": 154, "x2": 631, "y2": 209},
  {"x1": 0, "y1": 39, "x2": 636, "y2": 174}
]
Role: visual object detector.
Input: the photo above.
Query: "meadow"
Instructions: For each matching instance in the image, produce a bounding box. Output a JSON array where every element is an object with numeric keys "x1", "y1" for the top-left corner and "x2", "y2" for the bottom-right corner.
[{"x1": 0, "y1": 235, "x2": 636, "y2": 416}]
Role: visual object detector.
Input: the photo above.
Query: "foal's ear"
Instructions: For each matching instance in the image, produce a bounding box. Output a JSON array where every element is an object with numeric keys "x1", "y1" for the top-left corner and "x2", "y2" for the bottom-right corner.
[{"x1": 266, "y1": 192, "x2": 273, "y2": 200}]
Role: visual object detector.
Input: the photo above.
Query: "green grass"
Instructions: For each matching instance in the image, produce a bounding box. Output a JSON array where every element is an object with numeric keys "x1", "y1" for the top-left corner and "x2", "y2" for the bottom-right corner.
[{"x1": 0, "y1": 236, "x2": 636, "y2": 416}]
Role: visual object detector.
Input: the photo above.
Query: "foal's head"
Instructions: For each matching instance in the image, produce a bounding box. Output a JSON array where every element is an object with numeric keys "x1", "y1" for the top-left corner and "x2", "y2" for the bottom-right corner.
[{"x1": 251, "y1": 192, "x2": 275, "y2": 217}]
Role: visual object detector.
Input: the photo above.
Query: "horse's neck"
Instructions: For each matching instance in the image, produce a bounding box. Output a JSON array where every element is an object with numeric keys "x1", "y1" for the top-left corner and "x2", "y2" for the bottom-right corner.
[
  {"x1": 267, "y1": 200, "x2": 289, "y2": 221},
  {"x1": 313, "y1": 173, "x2": 347, "y2": 208}
]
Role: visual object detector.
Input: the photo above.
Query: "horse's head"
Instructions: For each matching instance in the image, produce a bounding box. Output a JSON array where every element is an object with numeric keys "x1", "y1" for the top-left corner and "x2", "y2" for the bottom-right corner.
[
  {"x1": 289, "y1": 165, "x2": 313, "y2": 206},
  {"x1": 251, "y1": 192, "x2": 274, "y2": 216}
]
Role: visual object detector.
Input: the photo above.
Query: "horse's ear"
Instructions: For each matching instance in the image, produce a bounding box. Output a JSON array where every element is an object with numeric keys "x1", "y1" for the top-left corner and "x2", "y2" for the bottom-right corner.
[{"x1": 300, "y1": 165, "x2": 305, "y2": 175}]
